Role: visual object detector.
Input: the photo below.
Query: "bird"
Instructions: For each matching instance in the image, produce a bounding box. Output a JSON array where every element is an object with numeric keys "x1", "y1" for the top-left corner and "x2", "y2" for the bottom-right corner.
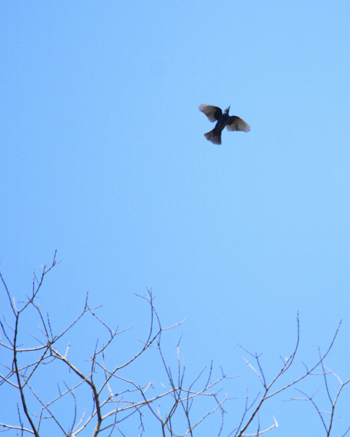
[{"x1": 199, "y1": 104, "x2": 250, "y2": 145}]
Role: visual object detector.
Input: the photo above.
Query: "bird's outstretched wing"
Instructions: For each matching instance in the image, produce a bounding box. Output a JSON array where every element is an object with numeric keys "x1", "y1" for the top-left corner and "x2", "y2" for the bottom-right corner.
[
  {"x1": 226, "y1": 116, "x2": 251, "y2": 132},
  {"x1": 199, "y1": 104, "x2": 222, "y2": 122}
]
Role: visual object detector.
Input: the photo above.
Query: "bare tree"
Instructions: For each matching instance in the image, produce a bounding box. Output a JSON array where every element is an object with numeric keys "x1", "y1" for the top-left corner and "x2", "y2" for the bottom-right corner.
[{"x1": 0, "y1": 253, "x2": 349, "y2": 436}]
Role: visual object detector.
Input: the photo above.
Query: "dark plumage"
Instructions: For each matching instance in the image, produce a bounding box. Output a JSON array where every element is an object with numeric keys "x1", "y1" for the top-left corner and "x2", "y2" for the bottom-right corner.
[{"x1": 199, "y1": 104, "x2": 250, "y2": 145}]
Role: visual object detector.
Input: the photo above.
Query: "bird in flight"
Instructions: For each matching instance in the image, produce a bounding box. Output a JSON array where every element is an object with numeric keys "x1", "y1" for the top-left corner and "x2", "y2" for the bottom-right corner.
[{"x1": 199, "y1": 104, "x2": 250, "y2": 145}]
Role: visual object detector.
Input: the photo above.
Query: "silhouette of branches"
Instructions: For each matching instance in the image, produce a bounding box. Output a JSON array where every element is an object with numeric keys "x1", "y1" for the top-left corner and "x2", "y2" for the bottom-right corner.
[{"x1": 0, "y1": 254, "x2": 348, "y2": 436}]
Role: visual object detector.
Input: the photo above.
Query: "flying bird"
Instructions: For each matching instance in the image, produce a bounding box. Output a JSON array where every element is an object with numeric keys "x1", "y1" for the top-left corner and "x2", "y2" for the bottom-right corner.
[{"x1": 199, "y1": 104, "x2": 250, "y2": 145}]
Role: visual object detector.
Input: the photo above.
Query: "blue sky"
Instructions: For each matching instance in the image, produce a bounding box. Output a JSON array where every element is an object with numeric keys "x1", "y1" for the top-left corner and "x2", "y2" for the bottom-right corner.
[{"x1": 1, "y1": 1, "x2": 350, "y2": 435}]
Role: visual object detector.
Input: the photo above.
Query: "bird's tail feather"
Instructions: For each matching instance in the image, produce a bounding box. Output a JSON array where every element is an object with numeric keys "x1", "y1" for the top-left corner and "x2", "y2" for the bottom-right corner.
[{"x1": 204, "y1": 128, "x2": 221, "y2": 145}]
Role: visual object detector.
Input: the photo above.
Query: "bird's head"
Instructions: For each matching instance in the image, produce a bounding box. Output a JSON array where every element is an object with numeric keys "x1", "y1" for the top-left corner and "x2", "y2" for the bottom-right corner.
[{"x1": 224, "y1": 106, "x2": 230, "y2": 114}]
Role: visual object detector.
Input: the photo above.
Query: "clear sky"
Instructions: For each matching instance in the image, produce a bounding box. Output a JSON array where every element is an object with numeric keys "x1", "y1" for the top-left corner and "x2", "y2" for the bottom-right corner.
[{"x1": 1, "y1": 1, "x2": 350, "y2": 435}]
